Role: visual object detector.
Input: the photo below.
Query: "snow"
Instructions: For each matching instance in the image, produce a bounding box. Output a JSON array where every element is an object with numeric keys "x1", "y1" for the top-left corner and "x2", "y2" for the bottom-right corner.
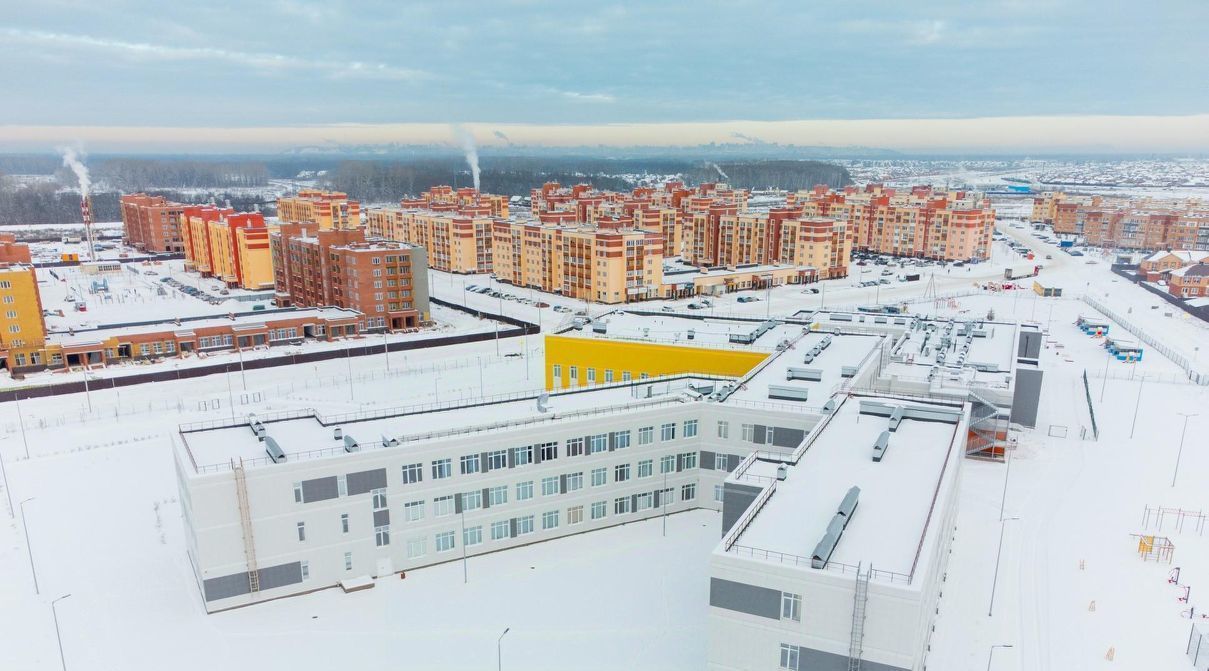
[{"x1": 729, "y1": 330, "x2": 880, "y2": 404}]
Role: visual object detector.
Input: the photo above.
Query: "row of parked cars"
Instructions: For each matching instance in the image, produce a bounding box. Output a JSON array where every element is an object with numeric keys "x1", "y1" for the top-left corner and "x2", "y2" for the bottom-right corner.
[
  {"x1": 160, "y1": 276, "x2": 230, "y2": 305},
  {"x1": 465, "y1": 283, "x2": 552, "y2": 310}
]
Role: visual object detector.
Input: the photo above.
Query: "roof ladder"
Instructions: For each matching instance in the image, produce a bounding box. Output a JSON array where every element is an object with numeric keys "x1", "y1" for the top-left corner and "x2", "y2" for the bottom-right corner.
[
  {"x1": 232, "y1": 458, "x2": 260, "y2": 594},
  {"x1": 847, "y1": 563, "x2": 871, "y2": 671}
]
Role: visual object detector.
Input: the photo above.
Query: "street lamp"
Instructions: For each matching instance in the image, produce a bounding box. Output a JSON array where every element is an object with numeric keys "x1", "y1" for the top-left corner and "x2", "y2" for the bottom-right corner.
[
  {"x1": 20, "y1": 496, "x2": 38, "y2": 594},
  {"x1": 988, "y1": 517, "x2": 1020, "y2": 617},
  {"x1": 1172, "y1": 413, "x2": 1198, "y2": 487},
  {"x1": 52, "y1": 593, "x2": 71, "y2": 671},
  {"x1": 497, "y1": 627, "x2": 510, "y2": 671},
  {"x1": 987, "y1": 644, "x2": 1013, "y2": 671}
]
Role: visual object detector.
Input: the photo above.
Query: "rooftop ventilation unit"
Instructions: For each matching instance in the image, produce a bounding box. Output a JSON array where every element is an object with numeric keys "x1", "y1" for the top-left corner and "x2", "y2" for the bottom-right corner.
[
  {"x1": 803, "y1": 353, "x2": 816, "y2": 364},
  {"x1": 786, "y1": 367, "x2": 823, "y2": 382},
  {"x1": 333, "y1": 427, "x2": 343, "y2": 440},
  {"x1": 768, "y1": 385, "x2": 809, "y2": 402},
  {"x1": 888, "y1": 406, "x2": 905, "y2": 432},
  {"x1": 537, "y1": 393, "x2": 550, "y2": 413},
  {"x1": 777, "y1": 464, "x2": 788, "y2": 481},
  {"x1": 343, "y1": 434, "x2": 360, "y2": 453},
  {"x1": 811, "y1": 486, "x2": 860, "y2": 569},
  {"x1": 264, "y1": 436, "x2": 286, "y2": 463},
  {"x1": 591, "y1": 321, "x2": 607, "y2": 334},
  {"x1": 872, "y1": 430, "x2": 890, "y2": 462},
  {"x1": 822, "y1": 399, "x2": 837, "y2": 414},
  {"x1": 687, "y1": 328, "x2": 695, "y2": 340},
  {"x1": 381, "y1": 434, "x2": 399, "y2": 447}
]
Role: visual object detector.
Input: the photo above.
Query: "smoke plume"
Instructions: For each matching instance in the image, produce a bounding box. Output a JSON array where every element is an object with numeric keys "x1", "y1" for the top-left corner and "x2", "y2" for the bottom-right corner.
[
  {"x1": 59, "y1": 146, "x2": 91, "y2": 196},
  {"x1": 452, "y1": 124, "x2": 481, "y2": 191},
  {"x1": 708, "y1": 162, "x2": 729, "y2": 180}
]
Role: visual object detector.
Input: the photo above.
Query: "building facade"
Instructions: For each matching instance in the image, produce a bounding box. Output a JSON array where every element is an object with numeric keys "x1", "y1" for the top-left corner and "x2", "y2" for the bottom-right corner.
[
  {"x1": 182, "y1": 207, "x2": 275, "y2": 290},
  {"x1": 276, "y1": 190, "x2": 361, "y2": 230},
  {"x1": 0, "y1": 263, "x2": 47, "y2": 373},
  {"x1": 120, "y1": 193, "x2": 187, "y2": 253}
]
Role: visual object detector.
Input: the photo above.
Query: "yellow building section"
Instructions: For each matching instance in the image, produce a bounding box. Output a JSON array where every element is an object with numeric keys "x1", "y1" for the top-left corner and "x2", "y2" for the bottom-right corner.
[{"x1": 544, "y1": 334, "x2": 769, "y2": 390}]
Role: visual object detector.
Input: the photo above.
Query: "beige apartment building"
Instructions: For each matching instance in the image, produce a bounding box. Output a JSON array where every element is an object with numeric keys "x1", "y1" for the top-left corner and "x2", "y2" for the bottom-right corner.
[{"x1": 276, "y1": 190, "x2": 361, "y2": 230}]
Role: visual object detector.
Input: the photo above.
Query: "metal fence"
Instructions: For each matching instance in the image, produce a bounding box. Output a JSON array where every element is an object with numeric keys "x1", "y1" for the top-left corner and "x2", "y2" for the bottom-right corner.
[
  {"x1": 1081, "y1": 294, "x2": 1207, "y2": 385},
  {"x1": 1081, "y1": 370, "x2": 1100, "y2": 440}
]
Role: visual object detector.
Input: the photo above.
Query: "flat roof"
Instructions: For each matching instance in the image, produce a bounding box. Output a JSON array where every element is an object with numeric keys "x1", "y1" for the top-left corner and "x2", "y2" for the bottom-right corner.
[
  {"x1": 49, "y1": 306, "x2": 360, "y2": 346},
  {"x1": 555, "y1": 311, "x2": 804, "y2": 350},
  {"x1": 725, "y1": 395, "x2": 962, "y2": 584},
  {"x1": 727, "y1": 331, "x2": 882, "y2": 405}
]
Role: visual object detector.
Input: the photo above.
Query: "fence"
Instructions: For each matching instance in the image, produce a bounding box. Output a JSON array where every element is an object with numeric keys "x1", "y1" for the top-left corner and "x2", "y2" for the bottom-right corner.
[
  {"x1": 1081, "y1": 370, "x2": 1100, "y2": 440},
  {"x1": 1081, "y1": 294, "x2": 1207, "y2": 385}
]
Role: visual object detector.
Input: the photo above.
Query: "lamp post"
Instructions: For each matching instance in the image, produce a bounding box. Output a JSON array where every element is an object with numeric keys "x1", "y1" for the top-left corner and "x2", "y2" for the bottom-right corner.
[
  {"x1": 1172, "y1": 412, "x2": 1198, "y2": 487},
  {"x1": 1129, "y1": 375, "x2": 1145, "y2": 439},
  {"x1": 16, "y1": 393, "x2": 30, "y2": 460},
  {"x1": 497, "y1": 627, "x2": 510, "y2": 671},
  {"x1": 20, "y1": 497, "x2": 38, "y2": 594},
  {"x1": 52, "y1": 593, "x2": 71, "y2": 671},
  {"x1": 237, "y1": 345, "x2": 247, "y2": 391},
  {"x1": 988, "y1": 517, "x2": 1019, "y2": 617},
  {"x1": 986, "y1": 644, "x2": 1013, "y2": 671}
]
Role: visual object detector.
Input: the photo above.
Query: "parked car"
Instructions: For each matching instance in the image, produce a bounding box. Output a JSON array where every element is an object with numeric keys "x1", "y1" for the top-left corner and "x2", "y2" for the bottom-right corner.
[
  {"x1": 686, "y1": 302, "x2": 705, "y2": 310},
  {"x1": 736, "y1": 296, "x2": 760, "y2": 303}
]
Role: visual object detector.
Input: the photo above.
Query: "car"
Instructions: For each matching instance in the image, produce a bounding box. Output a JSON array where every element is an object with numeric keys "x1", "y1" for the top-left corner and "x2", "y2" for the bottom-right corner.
[
  {"x1": 736, "y1": 296, "x2": 760, "y2": 303},
  {"x1": 1045, "y1": 254, "x2": 1053, "y2": 259},
  {"x1": 534, "y1": 302, "x2": 550, "y2": 308},
  {"x1": 686, "y1": 302, "x2": 705, "y2": 310},
  {"x1": 802, "y1": 287, "x2": 820, "y2": 294},
  {"x1": 661, "y1": 305, "x2": 676, "y2": 312},
  {"x1": 879, "y1": 278, "x2": 891, "y2": 285}
]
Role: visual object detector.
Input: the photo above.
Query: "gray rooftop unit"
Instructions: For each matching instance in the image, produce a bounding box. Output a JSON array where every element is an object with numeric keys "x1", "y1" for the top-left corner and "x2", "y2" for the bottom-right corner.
[
  {"x1": 687, "y1": 328, "x2": 695, "y2": 340},
  {"x1": 537, "y1": 393, "x2": 549, "y2": 413},
  {"x1": 811, "y1": 486, "x2": 860, "y2": 569},
  {"x1": 888, "y1": 406, "x2": 905, "y2": 432},
  {"x1": 802, "y1": 353, "x2": 815, "y2": 364},
  {"x1": 830, "y1": 313, "x2": 853, "y2": 322},
  {"x1": 837, "y1": 486, "x2": 860, "y2": 520},
  {"x1": 786, "y1": 367, "x2": 823, "y2": 382},
  {"x1": 591, "y1": 321, "x2": 607, "y2": 334},
  {"x1": 811, "y1": 530, "x2": 840, "y2": 569},
  {"x1": 820, "y1": 335, "x2": 833, "y2": 349},
  {"x1": 343, "y1": 434, "x2": 360, "y2": 453},
  {"x1": 381, "y1": 434, "x2": 399, "y2": 447},
  {"x1": 840, "y1": 365, "x2": 859, "y2": 378},
  {"x1": 872, "y1": 430, "x2": 890, "y2": 462},
  {"x1": 264, "y1": 436, "x2": 286, "y2": 463},
  {"x1": 729, "y1": 319, "x2": 779, "y2": 345},
  {"x1": 822, "y1": 399, "x2": 837, "y2": 414},
  {"x1": 333, "y1": 426, "x2": 343, "y2": 440},
  {"x1": 689, "y1": 381, "x2": 716, "y2": 395},
  {"x1": 767, "y1": 385, "x2": 809, "y2": 402}
]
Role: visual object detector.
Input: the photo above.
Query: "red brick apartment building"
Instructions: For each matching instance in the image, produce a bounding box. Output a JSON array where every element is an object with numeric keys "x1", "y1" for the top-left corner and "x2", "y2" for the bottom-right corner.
[
  {"x1": 120, "y1": 194, "x2": 187, "y2": 253},
  {"x1": 1169, "y1": 263, "x2": 1209, "y2": 298},
  {"x1": 270, "y1": 223, "x2": 430, "y2": 331},
  {"x1": 0, "y1": 234, "x2": 32, "y2": 264}
]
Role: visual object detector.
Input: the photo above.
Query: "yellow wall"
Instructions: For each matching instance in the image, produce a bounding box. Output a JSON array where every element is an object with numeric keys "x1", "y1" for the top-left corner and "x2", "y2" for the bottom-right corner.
[
  {"x1": 0, "y1": 266, "x2": 47, "y2": 367},
  {"x1": 543, "y1": 334, "x2": 768, "y2": 390},
  {"x1": 235, "y1": 229, "x2": 275, "y2": 290}
]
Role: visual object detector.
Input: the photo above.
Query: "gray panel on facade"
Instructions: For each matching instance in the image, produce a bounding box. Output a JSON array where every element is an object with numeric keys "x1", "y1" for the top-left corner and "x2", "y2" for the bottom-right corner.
[
  {"x1": 559, "y1": 474, "x2": 568, "y2": 494},
  {"x1": 203, "y1": 572, "x2": 252, "y2": 602},
  {"x1": 482, "y1": 488, "x2": 491, "y2": 509},
  {"x1": 631, "y1": 494, "x2": 638, "y2": 511},
  {"x1": 506, "y1": 449, "x2": 515, "y2": 468},
  {"x1": 708, "y1": 577, "x2": 781, "y2": 619},
  {"x1": 583, "y1": 436, "x2": 593, "y2": 457},
  {"x1": 533, "y1": 447, "x2": 542, "y2": 465},
  {"x1": 727, "y1": 454, "x2": 741, "y2": 472},
  {"x1": 608, "y1": 433, "x2": 616, "y2": 451},
  {"x1": 1018, "y1": 328, "x2": 1042, "y2": 360},
  {"x1": 676, "y1": 454, "x2": 685, "y2": 472},
  {"x1": 454, "y1": 492, "x2": 463, "y2": 514},
  {"x1": 481, "y1": 451, "x2": 491, "y2": 473},
  {"x1": 300, "y1": 476, "x2": 338, "y2": 503},
  {"x1": 653, "y1": 490, "x2": 661, "y2": 508},
  {"x1": 509, "y1": 518, "x2": 518, "y2": 537},
  {"x1": 373, "y1": 509, "x2": 390, "y2": 527},
  {"x1": 1011, "y1": 365, "x2": 1044, "y2": 428},
  {"x1": 699, "y1": 450, "x2": 715, "y2": 470},
  {"x1": 771, "y1": 427, "x2": 805, "y2": 448},
  {"x1": 791, "y1": 645, "x2": 909, "y2": 671},
  {"x1": 752, "y1": 424, "x2": 768, "y2": 444},
  {"x1": 346, "y1": 468, "x2": 387, "y2": 496},
  {"x1": 257, "y1": 561, "x2": 303, "y2": 591},
  {"x1": 721, "y1": 482, "x2": 763, "y2": 534}
]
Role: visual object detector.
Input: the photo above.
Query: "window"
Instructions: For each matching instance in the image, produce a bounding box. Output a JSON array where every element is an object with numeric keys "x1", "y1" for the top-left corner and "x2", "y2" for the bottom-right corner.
[
  {"x1": 661, "y1": 423, "x2": 676, "y2": 441},
  {"x1": 742, "y1": 424, "x2": 755, "y2": 442},
  {"x1": 541, "y1": 476, "x2": 560, "y2": 496},
  {"x1": 781, "y1": 593, "x2": 801, "y2": 622},
  {"x1": 296, "y1": 522, "x2": 306, "y2": 542},
  {"x1": 435, "y1": 531, "x2": 456, "y2": 553},
  {"x1": 407, "y1": 538, "x2": 426, "y2": 559},
  {"x1": 372, "y1": 488, "x2": 387, "y2": 510},
  {"x1": 404, "y1": 500, "x2": 424, "y2": 522},
  {"x1": 780, "y1": 644, "x2": 801, "y2": 670},
  {"x1": 566, "y1": 472, "x2": 583, "y2": 491},
  {"x1": 491, "y1": 520, "x2": 511, "y2": 541},
  {"x1": 463, "y1": 525, "x2": 483, "y2": 547},
  {"x1": 566, "y1": 437, "x2": 584, "y2": 457},
  {"x1": 516, "y1": 515, "x2": 535, "y2": 535},
  {"x1": 338, "y1": 475, "x2": 348, "y2": 497},
  {"x1": 682, "y1": 483, "x2": 697, "y2": 501},
  {"x1": 622, "y1": 371, "x2": 632, "y2": 382},
  {"x1": 591, "y1": 501, "x2": 607, "y2": 520},
  {"x1": 716, "y1": 453, "x2": 731, "y2": 471},
  {"x1": 604, "y1": 369, "x2": 614, "y2": 383},
  {"x1": 638, "y1": 426, "x2": 654, "y2": 445},
  {"x1": 714, "y1": 484, "x2": 725, "y2": 503},
  {"x1": 569, "y1": 366, "x2": 578, "y2": 382},
  {"x1": 488, "y1": 486, "x2": 508, "y2": 506},
  {"x1": 460, "y1": 454, "x2": 480, "y2": 475},
  {"x1": 344, "y1": 551, "x2": 354, "y2": 570},
  {"x1": 717, "y1": 420, "x2": 730, "y2": 439},
  {"x1": 293, "y1": 482, "x2": 303, "y2": 503},
  {"x1": 589, "y1": 434, "x2": 607, "y2": 454},
  {"x1": 512, "y1": 445, "x2": 533, "y2": 466},
  {"x1": 587, "y1": 368, "x2": 596, "y2": 384},
  {"x1": 542, "y1": 510, "x2": 559, "y2": 530},
  {"x1": 636, "y1": 493, "x2": 653, "y2": 511},
  {"x1": 611, "y1": 430, "x2": 631, "y2": 450},
  {"x1": 638, "y1": 459, "x2": 653, "y2": 478},
  {"x1": 432, "y1": 459, "x2": 452, "y2": 480},
  {"x1": 375, "y1": 525, "x2": 390, "y2": 546},
  {"x1": 301, "y1": 561, "x2": 310, "y2": 580},
  {"x1": 460, "y1": 490, "x2": 482, "y2": 511},
  {"x1": 660, "y1": 455, "x2": 675, "y2": 474},
  {"x1": 681, "y1": 452, "x2": 698, "y2": 469},
  {"x1": 683, "y1": 419, "x2": 698, "y2": 438},
  {"x1": 614, "y1": 497, "x2": 632, "y2": 515},
  {"x1": 434, "y1": 495, "x2": 455, "y2": 517},
  {"x1": 487, "y1": 450, "x2": 508, "y2": 470},
  {"x1": 516, "y1": 481, "x2": 534, "y2": 501},
  {"x1": 340, "y1": 513, "x2": 350, "y2": 533},
  {"x1": 552, "y1": 364, "x2": 561, "y2": 380},
  {"x1": 614, "y1": 464, "x2": 631, "y2": 482},
  {"x1": 539, "y1": 442, "x2": 558, "y2": 461},
  {"x1": 568, "y1": 505, "x2": 584, "y2": 525},
  {"x1": 591, "y1": 467, "x2": 607, "y2": 487}
]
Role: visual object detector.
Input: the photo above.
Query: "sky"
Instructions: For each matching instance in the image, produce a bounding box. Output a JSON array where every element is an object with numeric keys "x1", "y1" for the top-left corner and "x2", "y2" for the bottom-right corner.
[{"x1": 0, "y1": 0, "x2": 1207, "y2": 153}]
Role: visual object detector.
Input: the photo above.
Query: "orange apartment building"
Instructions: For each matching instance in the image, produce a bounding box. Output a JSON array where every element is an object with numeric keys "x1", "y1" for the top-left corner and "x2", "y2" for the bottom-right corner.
[
  {"x1": 180, "y1": 206, "x2": 275, "y2": 290},
  {"x1": 0, "y1": 234, "x2": 32, "y2": 264},
  {"x1": 120, "y1": 193, "x2": 187, "y2": 253},
  {"x1": 270, "y1": 223, "x2": 429, "y2": 330},
  {"x1": 276, "y1": 190, "x2": 361, "y2": 230},
  {"x1": 1168, "y1": 263, "x2": 1209, "y2": 298},
  {"x1": 1139, "y1": 250, "x2": 1209, "y2": 281}
]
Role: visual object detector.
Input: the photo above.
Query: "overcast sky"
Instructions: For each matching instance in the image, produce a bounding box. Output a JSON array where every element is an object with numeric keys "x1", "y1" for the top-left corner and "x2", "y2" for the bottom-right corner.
[{"x1": 1, "y1": 0, "x2": 1206, "y2": 152}]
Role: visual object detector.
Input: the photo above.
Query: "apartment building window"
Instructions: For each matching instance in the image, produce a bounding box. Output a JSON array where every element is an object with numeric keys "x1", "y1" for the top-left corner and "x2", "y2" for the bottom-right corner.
[
  {"x1": 542, "y1": 510, "x2": 560, "y2": 530},
  {"x1": 587, "y1": 368, "x2": 596, "y2": 384},
  {"x1": 566, "y1": 437, "x2": 584, "y2": 457},
  {"x1": 614, "y1": 497, "x2": 632, "y2": 515},
  {"x1": 293, "y1": 482, "x2": 303, "y2": 503},
  {"x1": 487, "y1": 450, "x2": 508, "y2": 470},
  {"x1": 779, "y1": 644, "x2": 801, "y2": 670},
  {"x1": 566, "y1": 505, "x2": 584, "y2": 525},
  {"x1": 591, "y1": 501, "x2": 607, "y2": 520},
  {"x1": 717, "y1": 420, "x2": 730, "y2": 439},
  {"x1": 614, "y1": 463, "x2": 630, "y2": 482},
  {"x1": 517, "y1": 515, "x2": 535, "y2": 535},
  {"x1": 622, "y1": 371, "x2": 632, "y2": 382},
  {"x1": 491, "y1": 520, "x2": 511, "y2": 541},
  {"x1": 715, "y1": 453, "x2": 731, "y2": 471},
  {"x1": 488, "y1": 486, "x2": 508, "y2": 506},
  {"x1": 660, "y1": 455, "x2": 675, "y2": 474},
  {"x1": 638, "y1": 459, "x2": 653, "y2": 478},
  {"x1": 611, "y1": 430, "x2": 631, "y2": 450},
  {"x1": 683, "y1": 419, "x2": 698, "y2": 438},
  {"x1": 681, "y1": 452, "x2": 698, "y2": 469},
  {"x1": 296, "y1": 522, "x2": 306, "y2": 542},
  {"x1": 432, "y1": 459, "x2": 452, "y2": 480},
  {"x1": 460, "y1": 454, "x2": 480, "y2": 475},
  {"x1": 569, "y1": 366, "x2": 578, "y2": 383},
  {"x1": 640, "y1": 373, "x2": 650, "y2": 380},
  {"x1": 512, "y1": 445, "x2": 533, "y2": 466},
  {"x1": 406, "y1": 538, "x2": 426, "y2": 559},
  {"x1": 342, "y1": 551, "x2": 353, "y2": 571},
  {"x1": 434, "y1": 495, "x2": 455, "y2": 517},
  {"x1": 2, "y1": 296, "x2": 12, "y2": 304},
  {"x1": 589, "y1": 434, "x2": 607, "y2": 454},
  {"x1": 604, "y1": 369, "x2": 614, "y2": 383},
  {"x1": 714, "y1": 484, "x2": 725, "y2": 503},
  {"x1": 401, "y1": 463, "x2": 423, "y2": 484},
  {"x1": 636, "y1": 493, "x2": 654, "y2": 511},
  {"x1": 682, "y1": 483, "x2": 697, "y2": 501},
  {"x1": 591, "y1": 467, "x2": 607, "y2": 487},
  {"x1": 340, "y1": 513, "x2": 350, "y2": 533},
  {"x1": 372, "y1": 488, "x2": 387, "y2": 510},
  {"x1": 463, "y1": 525, "x2": 483, "y2": 547},
  {"x1": 0, "y1": 280, "x2": 10, "y2": 289},
  {"x1": 661, "y1": 423, "x2": 677, "y2": 441},
  {"x1": 375, "y1": 525, "x2": 391, "y2": 547},
  {"x1": 742, "y1": 424, "x2": 755, "y2": 441},
  {"x1": 301, "y1": 561, "x2": 310, "y2": 580},
  {"x1": 435, "y1": 531, "x2": 456, "y2": 553},
  {"x1": 516, "y1": 481, "x2": 534, "y2": 501},
  {"x1": 567, "y1": 472, "x2": 583, "y2": 491},
  {"x1": 541, "y1": 476, "x2": 559, "y2": 497},
  {"x1": 539, "y1": 442, "x2": 558, "y2": 461},
  {"x1": 461, "y1": 490, "x2": 482, "y2": 511},
  {"x1": 781, "y1": 593, "x2": 802, "y2": 622},
  {"x1": 639, "y1": 426, "x2": 654, "y2": 445}
]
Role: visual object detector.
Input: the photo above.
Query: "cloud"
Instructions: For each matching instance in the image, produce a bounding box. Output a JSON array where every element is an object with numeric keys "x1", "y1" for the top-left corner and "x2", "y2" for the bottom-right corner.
[
  {"x1": 0, "y1": 27, "x2": 430, "y2": 81},
  {"x1": 839, "y1": 19, "x2": 949, "y2": 46},
  {"x1": 492, "y1": 129, "x2": 513, "y2": 144},
  {"x1": 559, "y1": 90, "x2": 616, "y2": 103}
]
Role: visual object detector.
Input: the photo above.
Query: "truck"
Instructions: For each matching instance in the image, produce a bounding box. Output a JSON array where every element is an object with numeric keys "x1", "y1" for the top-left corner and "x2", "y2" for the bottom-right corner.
[
  {"x1": 1058, "y1": 240, "x2": 1074, "y2": 248},
  {"x1": 1004, "y1": 265, "x2": 1041, "y2": 281}
]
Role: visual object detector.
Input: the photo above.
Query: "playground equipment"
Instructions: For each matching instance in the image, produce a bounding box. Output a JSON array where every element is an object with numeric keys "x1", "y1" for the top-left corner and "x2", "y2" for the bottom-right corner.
[
  {"x1": 1142, "y1": 506, "x2": 1208, "y2": 536},
  {"x1": 1075, "y1": 315, "x2": 1109, "y2": 336},
  {"x1": 1104, "y1": 336, "x2": 1144, "y2": 362},
  {"x1": 1133, "y1": 534, "x2": 1175, "y2": 563}
]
